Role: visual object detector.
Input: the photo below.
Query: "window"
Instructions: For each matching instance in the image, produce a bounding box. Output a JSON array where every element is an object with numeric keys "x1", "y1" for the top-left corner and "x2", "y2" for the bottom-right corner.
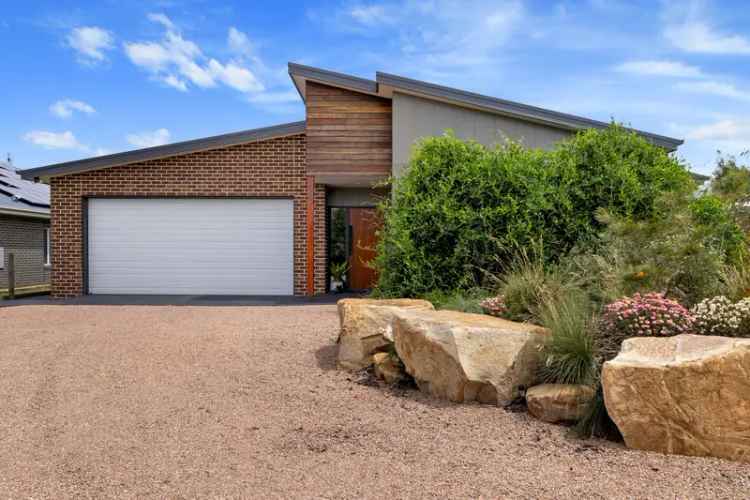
[{"x1": 43, "y1": 228, "x2": 50, "y2": 266}]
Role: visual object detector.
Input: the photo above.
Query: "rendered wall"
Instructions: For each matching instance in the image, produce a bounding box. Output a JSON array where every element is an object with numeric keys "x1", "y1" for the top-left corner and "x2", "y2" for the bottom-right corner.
[{"x1": 392, "y1": 92, "x2": 572, "y2": 177}]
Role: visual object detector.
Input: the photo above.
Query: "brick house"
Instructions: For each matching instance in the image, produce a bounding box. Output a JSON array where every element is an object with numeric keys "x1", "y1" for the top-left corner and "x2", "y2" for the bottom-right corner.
[
  {"x1": 1, "y1": 161, "x2": 51, "y2": 289},
  {"x1": 21, "y1": 64, "x2": 683, "y2": 298}
]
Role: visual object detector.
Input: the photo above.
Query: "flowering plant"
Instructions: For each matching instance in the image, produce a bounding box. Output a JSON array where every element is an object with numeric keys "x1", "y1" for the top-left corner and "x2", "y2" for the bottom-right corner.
[
  {"x1": 691, "y1": 296, "x2": 750, "y2": 337},
  {"x1": 601, "y1": 292, "x2": 694, "y2": 338},
  {"x1": 480, "y1": 295, "x2": 508, "y2": 318}
]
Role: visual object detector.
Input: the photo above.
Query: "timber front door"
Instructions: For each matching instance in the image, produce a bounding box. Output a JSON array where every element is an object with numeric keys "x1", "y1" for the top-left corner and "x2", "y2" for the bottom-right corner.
[{"x1": 348, "y1": 208, "x2": 379, "y2": 290}]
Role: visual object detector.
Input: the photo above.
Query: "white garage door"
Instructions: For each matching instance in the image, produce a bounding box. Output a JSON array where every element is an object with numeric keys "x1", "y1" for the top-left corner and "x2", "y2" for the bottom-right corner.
[{"x1": 87, "y1": 198, "x2": 294, "y2": 295}]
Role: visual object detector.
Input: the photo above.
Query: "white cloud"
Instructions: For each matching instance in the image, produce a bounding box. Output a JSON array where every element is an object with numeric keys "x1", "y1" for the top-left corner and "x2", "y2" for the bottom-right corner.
[
  {"x1": 675, "y1": 81, "x2": 750, "y2": 102},
  {"x1": 126, "y1": 128, "x2": 171, "y2": 148},
  {"x1": 67, "y1": 26, "x2": 114, "y2": 63},
  {"x1": 349, "y1": 5, "x2": 393, "y2": 26},
  {"x1": 147, "y1": 12, "x2": 175, "y2": 31},
  {"x1": 123, "y1": 41, "x2": 171, "y2": 72},
  {"x1": 228, "y1": 27, "x2": 253, "y2": 56},
  {"x1": 163, "y1": 74, "x2": 188, "y2": 91},
  {"x1": 49, "y1": 99, "x2": 96, "y2": 118},
  {"x1": 23, "y1": 130, "x2": 87, "y2": 150},
  {"x1": 207, "y1": 59, "x2": 263, "y2": 92},
  {"x1": 326, "y1": 0, "x2": 524, "y2": 80},
  {"x1": 124, "y1": 14, "x2": 264, "y2": 95},
  {"x1": 177, "y1": 57, "x2": 215, "y2": 88},
  {"x1": 686, "y1": 119, "x2": 750, "y2": 142},
  {"x1": 614, "y1": 60, "x2": 704, "y2": 78},
  {"x1": 665, "y1": 21, "x2": 750, "y2": 54}
]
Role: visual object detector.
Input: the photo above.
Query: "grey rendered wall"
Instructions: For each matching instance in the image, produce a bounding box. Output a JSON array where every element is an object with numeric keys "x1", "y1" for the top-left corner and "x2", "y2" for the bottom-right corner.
[
  {"x1": 0, "y1": 216, "x2": 50, "y2": 288},
  {"x1": 392, "y1": 92, "x2": 573, "y2": 177}
]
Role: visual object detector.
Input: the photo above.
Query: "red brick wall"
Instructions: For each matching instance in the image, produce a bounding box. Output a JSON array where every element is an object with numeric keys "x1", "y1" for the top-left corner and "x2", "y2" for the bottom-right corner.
[{"x1": 49, "y1": 133, "x2": 327, "y2": 297}]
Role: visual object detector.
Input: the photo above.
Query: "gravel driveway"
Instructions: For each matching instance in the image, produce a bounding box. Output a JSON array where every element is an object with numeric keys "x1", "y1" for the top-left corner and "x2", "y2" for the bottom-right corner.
[{"x1": 0, "y1": 305, "x2": 747, "y2": 499}]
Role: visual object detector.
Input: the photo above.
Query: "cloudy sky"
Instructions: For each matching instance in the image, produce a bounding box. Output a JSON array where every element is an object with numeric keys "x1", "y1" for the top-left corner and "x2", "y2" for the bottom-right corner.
[{"x1": 2, "y1": 0, "x2": 749, "y2": 174}]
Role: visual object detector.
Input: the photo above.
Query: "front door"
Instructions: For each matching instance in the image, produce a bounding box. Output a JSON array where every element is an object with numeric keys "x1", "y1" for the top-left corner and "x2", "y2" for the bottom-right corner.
[{"x1": 348, "y1": 208, "x2": 379, "y2": 290}]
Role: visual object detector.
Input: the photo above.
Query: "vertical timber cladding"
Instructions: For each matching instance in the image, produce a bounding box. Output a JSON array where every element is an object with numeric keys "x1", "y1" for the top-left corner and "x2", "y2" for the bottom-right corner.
[{"x1": 305, "y1": 81, "x2": 392, "y2": 177}]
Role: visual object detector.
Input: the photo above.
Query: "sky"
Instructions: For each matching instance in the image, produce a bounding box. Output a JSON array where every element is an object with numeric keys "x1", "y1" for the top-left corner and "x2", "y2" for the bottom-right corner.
[{"x1": 2, "y1": 0, "x2": 750, "y2": 175}]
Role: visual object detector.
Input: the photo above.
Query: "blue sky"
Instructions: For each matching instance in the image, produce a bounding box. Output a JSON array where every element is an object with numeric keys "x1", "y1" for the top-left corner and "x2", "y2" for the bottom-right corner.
[{"x1": 2, "y1": 0, "x2": 750, "y2": 174}]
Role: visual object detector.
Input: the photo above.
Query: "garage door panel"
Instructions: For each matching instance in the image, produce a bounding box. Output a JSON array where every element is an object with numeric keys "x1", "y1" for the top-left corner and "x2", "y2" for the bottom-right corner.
[{"x1": 88, "y1": 198, "x2": 294, "y2": 295}]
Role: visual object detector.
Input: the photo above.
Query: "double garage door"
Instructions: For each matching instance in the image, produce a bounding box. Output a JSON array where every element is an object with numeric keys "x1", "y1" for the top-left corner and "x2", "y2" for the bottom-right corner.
[{"x1": 87, "y1": 198, "x2": 294, "y2": 295}]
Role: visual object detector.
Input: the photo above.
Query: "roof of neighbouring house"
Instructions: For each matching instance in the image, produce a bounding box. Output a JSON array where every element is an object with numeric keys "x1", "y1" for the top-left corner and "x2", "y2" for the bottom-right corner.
[
  {"x1": 288, "y1": 62, "x2": 683, "y2": 152},
  {"x1": 0, "y1": 161, "x2": 50, "y2": 218},
  {"x1": 691, "y1": 171, "x2": 711, "y2": 182}
]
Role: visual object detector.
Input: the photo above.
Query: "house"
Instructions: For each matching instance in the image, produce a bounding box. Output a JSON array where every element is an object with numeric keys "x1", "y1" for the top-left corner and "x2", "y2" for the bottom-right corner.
[
  {"x1": 0, "y1": 160, "x2": 51, "y2": 290},
  {"x1": 20, "y1": 63, "x2": 683, "y2": 298}
]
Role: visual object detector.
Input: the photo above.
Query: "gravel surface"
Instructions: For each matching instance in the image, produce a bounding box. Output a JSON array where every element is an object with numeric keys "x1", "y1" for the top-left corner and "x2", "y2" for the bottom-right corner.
[{"x1": 0, "y1": 305, "x2": 747, "y2": 499}]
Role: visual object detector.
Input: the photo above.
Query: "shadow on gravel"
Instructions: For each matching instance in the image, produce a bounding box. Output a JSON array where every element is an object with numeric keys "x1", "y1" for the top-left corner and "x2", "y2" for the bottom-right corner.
[{"x1": 314, "y1": 343, "x2": 339, "y2": 371}]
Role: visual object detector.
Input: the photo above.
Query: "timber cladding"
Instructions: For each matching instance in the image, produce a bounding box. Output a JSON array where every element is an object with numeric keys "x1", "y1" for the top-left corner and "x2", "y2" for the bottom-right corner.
[{"x1": 305, "y1": 81, "x2": 392, "y2": 176}]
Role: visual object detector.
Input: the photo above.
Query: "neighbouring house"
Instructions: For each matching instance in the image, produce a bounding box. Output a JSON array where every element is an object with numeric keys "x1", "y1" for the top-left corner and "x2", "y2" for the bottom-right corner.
[
  {"x1": 21, "y1": 64, "x2": 683, "y2": 298},
  {"x1": 0, "y1": 160, "x2": 51, "y2": 289}
]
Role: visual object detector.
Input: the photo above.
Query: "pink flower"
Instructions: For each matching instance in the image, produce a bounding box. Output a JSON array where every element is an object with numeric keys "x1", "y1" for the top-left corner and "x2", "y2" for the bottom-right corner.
[{"x1": 602, "y1": 292, "x2": 693, "y2": 339}]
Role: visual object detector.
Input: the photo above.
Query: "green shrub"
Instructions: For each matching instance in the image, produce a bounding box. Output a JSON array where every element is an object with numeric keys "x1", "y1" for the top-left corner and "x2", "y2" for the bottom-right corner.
[
  {"x1": 574, "y1": 194, "x2": 744, "y2": 307},
  {"x1": 553, "y1": 126, "x2": 694, "y2": 222},
  {"x1": 555, "y1": 244, "x2": 631, "y2": 307},
  {"x1": 711, "y1": 153, "x2": 750, "y2": 205},
  {"x1": 710, "y1": 153, "x2": 750, "y2": 234},
  {"x1": 689, "y1": 195, "x2": 746, "y2": 262},
  {"x1": 538, "y1": 293, "x2": 598, "y2": 386},
  {"x1": 374, "y1": 125, "x2": 694, "y2": 297},
  {"x1": 721, "y1": 258, "x2": 750, "y2": 301},
  {"x1": 422, "y1": 288, "x2": 490, "y2": 314}
]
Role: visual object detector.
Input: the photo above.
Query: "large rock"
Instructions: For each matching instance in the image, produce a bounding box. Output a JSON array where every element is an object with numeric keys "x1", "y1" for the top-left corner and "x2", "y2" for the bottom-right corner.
[
  {"x1": 372, "y1": 352, "x2": 405, "y2": 384},
  {"x1": 337, "y1": 298, "x2": 434, "y2": 371},
  {"x1": 392, "y1": 309, "x2": 549, "y2": 405},
  {"x1": 526, "y1": 384, "x2": 595, "y2": 423},
  {"x1": 602, "y1": 334, "x2": 750, "y2": 463}
]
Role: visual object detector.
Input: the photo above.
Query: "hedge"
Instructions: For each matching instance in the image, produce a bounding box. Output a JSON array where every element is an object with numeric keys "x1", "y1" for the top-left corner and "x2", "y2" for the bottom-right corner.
[{"x1": 373, "y1": 124, "x2": 695, "y2": 297}]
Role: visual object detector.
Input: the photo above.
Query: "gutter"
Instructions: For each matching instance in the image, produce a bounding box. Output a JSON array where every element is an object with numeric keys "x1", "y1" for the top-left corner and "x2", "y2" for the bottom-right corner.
[{"x1": 0, "y1": 207, "x2": 50, "y2": 220}]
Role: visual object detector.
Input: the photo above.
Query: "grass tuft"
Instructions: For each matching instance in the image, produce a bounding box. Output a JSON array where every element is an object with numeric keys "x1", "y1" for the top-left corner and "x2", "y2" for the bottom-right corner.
[
  {"x1": 538, "y1": 292, "x2": 598, "y2": 386},
  {"x1": 422, "y1": 288, "x2": 491, "y2": 314}
]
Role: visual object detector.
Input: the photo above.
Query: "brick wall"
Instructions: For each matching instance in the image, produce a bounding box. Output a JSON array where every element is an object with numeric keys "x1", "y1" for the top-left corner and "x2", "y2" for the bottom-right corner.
[
  {"x1": 0, "y1": 215, "x2": 50, "y2": 288},
  {"x1": 49, "y1": 133, "x2": 327, "y2": 297}
]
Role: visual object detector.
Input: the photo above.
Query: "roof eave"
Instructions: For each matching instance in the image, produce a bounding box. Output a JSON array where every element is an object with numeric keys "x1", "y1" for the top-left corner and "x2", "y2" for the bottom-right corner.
[
  {"x1": 288, "y1": 62, "x2": 379, "y2": 101},
  {"x1": 375, "y1": 71, "x2": 683, "y2": 151},
  {"x1": 20, "y1": 121, "x2": 307, "y2": 182}
]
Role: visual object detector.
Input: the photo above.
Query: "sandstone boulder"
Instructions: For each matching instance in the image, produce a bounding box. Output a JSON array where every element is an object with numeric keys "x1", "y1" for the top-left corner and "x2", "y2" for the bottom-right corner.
[
  {"x1": 526, "y1": 384, "x2": 595, "y2": 423},
  {"x1": 372, "y1": 352, "x2": 405, "y2": 384},
  {"x1": 602, "y1": 334, "x2": 750, "y2": 463},
  {"x1": 393, "y1": 309, "x2": 548, "y2": 405},
  {"x1": 337, "y1": 298, "x2": 434, "y2": 371}
]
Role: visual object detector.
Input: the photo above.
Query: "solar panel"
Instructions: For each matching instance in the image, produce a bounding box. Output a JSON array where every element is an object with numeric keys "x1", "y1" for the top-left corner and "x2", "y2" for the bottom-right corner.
[{"x1": 0, "y1": 161, "x2": 50, "y2": 209}]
